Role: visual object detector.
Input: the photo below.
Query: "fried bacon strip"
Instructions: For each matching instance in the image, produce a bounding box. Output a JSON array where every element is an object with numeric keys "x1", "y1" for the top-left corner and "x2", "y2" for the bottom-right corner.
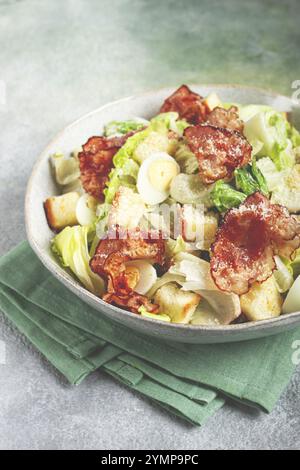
[
  {"x1": 184, "y1": 124, "x2": 252, "y2": 184},
  {"x1": 160, "y1": 85, "x2": 208, "y2": 125},
  {"x1": 90, "y1": 228, "x2": 165, "y2": 313},
  {"x1": 78, "y1": 135, "x2": 128, "y2": 201},
  {"x1": 205, "y1": 106, "x2": 244, "y2": 133},
  {"x1": 210, "y1": 192, "x2": 300, "y2": 295}
]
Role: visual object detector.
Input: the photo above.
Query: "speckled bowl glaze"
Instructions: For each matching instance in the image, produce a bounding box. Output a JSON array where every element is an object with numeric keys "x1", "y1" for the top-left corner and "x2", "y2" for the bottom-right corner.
[{"x1": 25, "y1": 85, "x2": 300, "y2": 343}]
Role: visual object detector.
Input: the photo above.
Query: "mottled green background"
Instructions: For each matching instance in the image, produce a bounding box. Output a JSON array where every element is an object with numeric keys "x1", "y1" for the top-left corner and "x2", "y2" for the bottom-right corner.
[{"x1": 2, "y1": 0, "x2": 300, "y2": 123}]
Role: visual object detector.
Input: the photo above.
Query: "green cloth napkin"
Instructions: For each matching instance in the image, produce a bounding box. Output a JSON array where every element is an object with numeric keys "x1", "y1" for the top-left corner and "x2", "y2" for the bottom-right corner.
[{"x1": 0, "y1": 242, "x2": 299, "y2": 425}]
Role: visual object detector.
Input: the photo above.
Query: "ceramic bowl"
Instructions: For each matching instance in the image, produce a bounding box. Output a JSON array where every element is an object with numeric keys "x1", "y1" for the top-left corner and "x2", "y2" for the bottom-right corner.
[{"x1": 25, "y1": 85, "x2": 300, "y2": 343}]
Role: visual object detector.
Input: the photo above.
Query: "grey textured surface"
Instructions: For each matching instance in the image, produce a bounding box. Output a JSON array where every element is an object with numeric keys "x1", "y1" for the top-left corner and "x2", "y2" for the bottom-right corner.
[{"x1": 0, "y1": 0, "x2": 299, "y2": 450}]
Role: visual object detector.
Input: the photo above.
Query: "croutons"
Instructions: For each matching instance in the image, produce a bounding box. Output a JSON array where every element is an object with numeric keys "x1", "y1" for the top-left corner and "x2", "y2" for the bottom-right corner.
[
  {"x1": 44, "y1": 192, "x2": 79, "y2": 232},
  {"x1": 154, "y1": 282, "x2": 201, "y2": 324},
  {"x1": 203, "y1": 92, "x2": 222, "y2": 113},
  {"x1": 240, "y1": 276, "x2": 283, "y2": 321}
]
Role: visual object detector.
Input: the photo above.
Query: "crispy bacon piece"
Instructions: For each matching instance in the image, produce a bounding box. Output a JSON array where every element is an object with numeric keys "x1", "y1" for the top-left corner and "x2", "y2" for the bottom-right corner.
[
  {"x1": 211, "y1": 192, "x2": 300, "y2": 295},
  {"x1": 205, "y1": 106, "x2": 244, "y2": 133},
  {"x1": 90, "y1": 228, "x2": 165, "y2": 313},
  {"x1": 160, "y1": 85, "x2": 208, "y2": 125},
  {"x1": 184, "y1": 124, "x2": 252, "y2": 184},
  {"x1": 102, "y1": 292, "x2": 158, "y2": 313},
  {"x1": 79, "y1": 135, "x2": 128, "y2": 201}
]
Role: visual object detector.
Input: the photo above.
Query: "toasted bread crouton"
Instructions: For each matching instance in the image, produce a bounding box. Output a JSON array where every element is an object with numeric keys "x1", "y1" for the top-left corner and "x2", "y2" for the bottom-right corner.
[
  {"x1": 203, "y1": 92, "x2": 222, "y2": 113},
  {"x1": 44, "y1": 192, "x2": 79, "y2": 231},
  {"x1": 240, "y1": 276, "x2": 283, "y2": 321},
  {"x1": 154, "y1": 282, "x2": 201, "y2": 324}
]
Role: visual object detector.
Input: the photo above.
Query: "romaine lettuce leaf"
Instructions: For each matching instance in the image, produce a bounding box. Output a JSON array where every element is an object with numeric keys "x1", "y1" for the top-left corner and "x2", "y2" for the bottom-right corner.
[
  {"x1": 287, "y1": 122, "x2": 300, "y2": 148},
  {"x1": 174, "y1": 141, "x2": 198, "y2": 174},
  {"x1": 273, "y1": 256, "x2": 294, "y2": 293},
  {"x1": 104, "y1": 113, "x2": 189, "y2": 203},
  {"x1": 190, "y1": 299, "x2": 221, "y2": 326},
  {"x1": 256, "y1": 158, "x2": 300, "y2": 212},
  {"x1": 235, "y1": 160, "x2": 268, "y2": 196},
  {"x1": 51, "y1": 152, "x2": 80, "y2": 186},
  {"x1": 104, "y1": 119, "x2": 147, "y2": 137},
  {"x1": 291, "y1": 249, "x2": 300, "y2": 278},
  {"x1": 255, "y1": 157, "x2": 283, "y2": 191},
  {"x1": 244, "y1": 110, "x2": 295, "y2": 170},
  {"x1": 282, "y1": 275, "x2": 300, "y2": 314},
  {"x1": 251, "y1": 158, "x2": 269, "y2": 195},
  {"x1": 150, "y1": 112, "x2": 189, "y2": 136},
  {"x1": 237, "y1": 104, "x2": 273, "y2": 122},
  {"x1": 170, "y1": 173, "x2": 213, "y2": 206},
  {"x1": 165, "y1": 236, "x2": 190, "y2": 258},
  {"x1": 112, "y1": 127, "x2": 152, "y2": 168},
  {"x1": 51, "y1": 225, "x2": 105, "y2": 295},
  {"x1": 210, "y1": 181, "x2": 246, "y2": 212},
  {"x1": 104, "y1": 158, "x2": 139, "y2": 203},
  {"x1": 138, "y1": 306, "x2": 171, "y2": 322},
  {"x1": 235, "y1": 167, "x2": 259, "y2": 196},
  {"x1": 167, "y1": 252, "x2": 241, "y2": 323}
]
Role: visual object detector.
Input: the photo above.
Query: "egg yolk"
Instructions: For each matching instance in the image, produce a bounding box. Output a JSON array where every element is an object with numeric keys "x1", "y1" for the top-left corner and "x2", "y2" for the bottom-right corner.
[{"x1": 148, "y1": 160, "x2": 178, "y2": 192}]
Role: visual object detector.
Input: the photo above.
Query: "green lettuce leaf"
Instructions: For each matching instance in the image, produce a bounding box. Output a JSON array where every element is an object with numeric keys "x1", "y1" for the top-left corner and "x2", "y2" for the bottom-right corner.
[
  {"x1": 138, "y1": 306, "x2": 171, "y2": 322},
  {"x1": 282, "y1": 275, "x2": 300, "y2": 314},
  {"x1": 174, "y1": 141, "x2": 198, "y2": 174},
  {"x1": 51, "y1": 225, "x2": 105, "y2": 295},
  {"x1": 287, "y1": 122, "x2": 300, "y2": 148},
  {"x1": 150, "y1": 112, "x2": 189, "y2": 136},
  {"x1": 104, "y1": 158, "x2": 139, "y2": 203},
  {"x1": 291, "y1": 249, "x2": 300, "y2": 278},
  {"x1": 104, "y1": 119, "x2": 147, "y2": 137},
  {"x1": 165, "y1": 236, "x2": 190, "y2": 259},
  {"x1": 237, "y1": 104, "x2": 273, "y2": 122},
  {"x1": 235, "y1": 167, "x2": 259, "y2": 196},
  {"x1": 244, "y1": 110, "x2": 295, "y2": 170},
  {"x1": 273, "y1": 256, "x2": 294, "y2": 293},
  {"x1": 210, "y1": 181, "x2": 246, "y2": 212},
  {"x1": 256, "y1": 157, "x2": 300, "y2": 212},
  {"x1": 235, "y1": 160, "x2": 268, "y2": 196},
  {"x1": 104, "y1": 112, "x2": 187, "y2": 203},
  {"x1": 251, "y1": 158, "x2": 269, "y2": 195}
]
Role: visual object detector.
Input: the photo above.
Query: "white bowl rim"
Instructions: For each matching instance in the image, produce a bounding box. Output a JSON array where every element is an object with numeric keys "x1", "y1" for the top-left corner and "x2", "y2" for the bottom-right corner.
[{"x1": 25, "y1": 84, "x2": 300, "y2": 336}]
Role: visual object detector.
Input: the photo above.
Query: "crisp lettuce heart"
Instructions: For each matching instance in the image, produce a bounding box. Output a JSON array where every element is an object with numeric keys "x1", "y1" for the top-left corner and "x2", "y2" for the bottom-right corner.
[
  {"x1": 244, "y1": 110, "x2": 295, "y2": 170},
  {"x1": 51, "y1": 225, "x2": 105, "y2": 295},
  {"x1": 104, "y1": 119, "x2": 147, "y2": 137},
  {"x1": 210, "y1": 180, "x2": 246, "y2": 212},
  {"x1": 273, "y1": 256, "x2": 294, "y2": 293}
]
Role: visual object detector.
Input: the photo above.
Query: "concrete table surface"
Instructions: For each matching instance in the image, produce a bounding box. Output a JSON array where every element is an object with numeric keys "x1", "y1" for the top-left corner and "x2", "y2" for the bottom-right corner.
[{"x1": 0, "y1": 0, "x2": 299, "y2": 450}]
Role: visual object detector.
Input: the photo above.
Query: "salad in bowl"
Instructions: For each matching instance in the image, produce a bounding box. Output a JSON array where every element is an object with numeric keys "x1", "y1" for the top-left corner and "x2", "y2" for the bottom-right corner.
[{"x1": 43, "y1": 85, "x2": 300, "y2": 327}]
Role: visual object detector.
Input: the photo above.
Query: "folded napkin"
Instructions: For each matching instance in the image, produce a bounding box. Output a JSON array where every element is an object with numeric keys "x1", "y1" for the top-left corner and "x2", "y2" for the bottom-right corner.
[{"x1": 0, "y1": 242, "x2": 298, "y2": 425}]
